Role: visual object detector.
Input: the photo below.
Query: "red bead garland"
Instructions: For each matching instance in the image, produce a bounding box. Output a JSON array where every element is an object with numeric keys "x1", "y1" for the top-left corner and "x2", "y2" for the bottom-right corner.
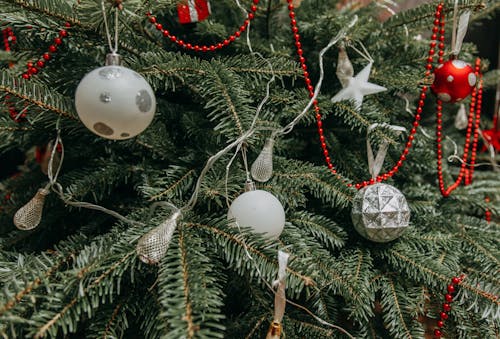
[
  {"x1": 433, "y1": 275, "x2": 464, "y2": 338},
  {"x1": 436, "y1": 59, "x2": 482, "y2": 197},
  {"x1": 146, "y1": 0, "x2": 259, "y2": 52},
  {"x1": 21, "y1": 23, "x2": 71, "y2": 80},
  {"x1": 2, "y1": 27, "x2": 16, "y2": 52},
  {"x1": 485, "y1": 196, "x2": 492, "y2": 222}
]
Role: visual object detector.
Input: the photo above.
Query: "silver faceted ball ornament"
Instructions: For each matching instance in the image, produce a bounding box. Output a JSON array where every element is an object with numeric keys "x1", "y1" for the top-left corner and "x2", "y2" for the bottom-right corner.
[
  {"x1": 351, "y1": 183, "x2": 410, "y2": 243},
  {"x1": 75, "y1": 53, "x2": 156, "y2": 140}
]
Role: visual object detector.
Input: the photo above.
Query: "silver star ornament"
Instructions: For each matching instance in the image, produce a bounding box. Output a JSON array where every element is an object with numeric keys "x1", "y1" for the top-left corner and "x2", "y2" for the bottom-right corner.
[{"x1": 331, "y1": 62, "x2": 386, "y2": 110}]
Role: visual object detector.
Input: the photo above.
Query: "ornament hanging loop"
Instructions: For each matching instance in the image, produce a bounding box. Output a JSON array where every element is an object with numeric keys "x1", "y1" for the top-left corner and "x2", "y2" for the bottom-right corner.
[
  {"x1": 101, "y1": 0, "x2": 120, "y2": 54},
  {"x1": 266, "y1": 250, "x2": 289, "y2": 339},
  {"x1": 367, "y1": 124, "x2": 406, "y2": 179},
  {"x1": 450, "y1": 0, "x2": 471, "y2": 57}
]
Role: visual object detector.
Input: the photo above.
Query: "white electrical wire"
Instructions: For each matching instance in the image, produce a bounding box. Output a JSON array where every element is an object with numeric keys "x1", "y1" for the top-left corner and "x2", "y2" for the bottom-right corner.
[
  {"x1": 46, "y1": 130, "x2": 145, "y2": 226},
  {"x1": 272, "y1": 16, "x2": 358, "y2": 138}
]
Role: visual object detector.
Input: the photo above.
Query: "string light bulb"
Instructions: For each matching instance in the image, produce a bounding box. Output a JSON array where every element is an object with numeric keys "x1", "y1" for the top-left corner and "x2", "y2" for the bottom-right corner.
[
  {"x1": 136, "y1": 210, "x2": 181, "y2": 264},
  {"x1": 251, "y1": 138, "x2": 275, "y2": 182},
  {"x1": 13, "y1": 187, "x2": 50, "y2": 230}
]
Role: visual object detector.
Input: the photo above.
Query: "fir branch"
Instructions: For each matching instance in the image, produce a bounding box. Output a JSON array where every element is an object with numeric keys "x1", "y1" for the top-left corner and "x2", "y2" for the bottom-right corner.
[
  {"x1": 380, "y1": 277, "x2": 413, "y2": 339},
  {"x1": 148, "y1": 169, "x2": 196, "y2": 202},
  {"x1": 287, "y1": 317, "x2": 337, "y2": 337},
  {"x1": 185, "y1": 222, "x2": 315, "y2": 288},
  {"x1": 458, "y1": 280, "x2": 500, "y2": 306},
  {"x1": 385, "y1": 2, "x2": 486, "y2": 29},
  {"x1": 464, "y1": 267, "x2": 500, "y2": 287},
  {"x1": 3, "y1": 0, "x2": 83, "y2": 27},
  {"x1": 0, "y1": 252, "x2": 71, "y2": 317},
  {"x1": 209, "y1": 70, "x2": 244, "y2": 135},
  {"x1": 156, "y1": 225, "x2": 226, "y2": 338},
  {"x1": 386, "y1": 249, "x2": 449, "y2": 282},
  {"x1": 178, "y1": 228, "x2": 196, "y2": 338},
  {"x1": 33, "y1": 250, "x2": 135, "y2": 339},
  {"x1": 103, "y1": 302, "x2": 122, "y2": 339},
  {"x1": 459, "y1": 234, "x2": 500, "y2": 267},
  {"x1": 273, "y1": 171, "x2": 353, "y2": 205},
  {"x1": 244, "y1": 314, "x2": 266, "y2": 339},
  {"x1": 288, "y1": 212, "x2": 347, "y2": 250},
  {"x1": 0, "y1": 126, "x2": 33, "y2": 131},
  {"x1": 0, "y1": 72, "x2": 77, "y2": 120}
]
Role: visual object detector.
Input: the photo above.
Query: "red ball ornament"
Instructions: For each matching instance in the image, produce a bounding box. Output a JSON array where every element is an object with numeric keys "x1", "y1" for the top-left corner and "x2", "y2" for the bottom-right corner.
[{"x1": 431, "y1": 59, "x2": 476, "y2": 103}]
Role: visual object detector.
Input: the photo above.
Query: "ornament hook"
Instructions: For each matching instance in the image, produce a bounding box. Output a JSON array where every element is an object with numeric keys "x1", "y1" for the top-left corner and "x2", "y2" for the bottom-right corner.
[{"x1": 101, "y1": 0, "x2": 120, "y2": 54}]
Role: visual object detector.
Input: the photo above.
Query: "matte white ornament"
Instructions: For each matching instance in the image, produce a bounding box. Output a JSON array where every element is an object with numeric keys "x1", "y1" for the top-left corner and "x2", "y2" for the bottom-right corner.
[
  {"x1": 228, "y1": 188, "x2": 285, "y2": 238},
  {"x1": 75, "y1": 54, "x2": 156, "y2": 140},
  {"x1": 331, "y1": 62, "x2": 386, "y2": 110},
  {"x1": 351, "y1": 183, "x2": 410, "y2": 243}
]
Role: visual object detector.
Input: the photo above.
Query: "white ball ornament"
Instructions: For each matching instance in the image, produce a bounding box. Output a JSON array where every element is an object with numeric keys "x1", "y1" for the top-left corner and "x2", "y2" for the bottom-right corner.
[
  {"x1": 75, "y1": 53, "x2": 156, "y2": 140},
  {"x1": 228, "y1": 184, "x2": 285, "y2": 239}
]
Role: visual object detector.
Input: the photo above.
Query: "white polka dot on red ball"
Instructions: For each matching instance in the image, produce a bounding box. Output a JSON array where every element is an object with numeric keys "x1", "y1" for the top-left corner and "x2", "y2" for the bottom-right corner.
[{"x1": 431, "y1": 59, "x2": 476, "y2": 103}]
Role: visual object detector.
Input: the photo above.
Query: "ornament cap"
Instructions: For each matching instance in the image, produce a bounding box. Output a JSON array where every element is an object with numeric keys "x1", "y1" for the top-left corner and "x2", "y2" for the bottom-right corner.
[
  {"x1": 105, "y1": 53, "x2": 122, "y2": 66},
  {"x1": 266, "y1": 321, "x2": 281, "y2": 338},
  {"x1": 244, "y1": 180, "x2": 256, "y2": 192}
]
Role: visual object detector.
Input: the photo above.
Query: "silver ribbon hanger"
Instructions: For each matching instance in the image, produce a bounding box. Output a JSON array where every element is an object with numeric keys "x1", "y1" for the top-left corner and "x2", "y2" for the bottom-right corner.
[{"x1": 367, "y1": 123, "x2": 406, "y2": 179}]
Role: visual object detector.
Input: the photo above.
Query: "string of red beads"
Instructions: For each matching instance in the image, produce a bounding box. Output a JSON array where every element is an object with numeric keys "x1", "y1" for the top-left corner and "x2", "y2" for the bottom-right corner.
[
  {"x1": 286, "y1": 1, "x2": 450, "y2": 189},
  {"x1": 433, "y1": 275, "x2": 464, "y2": 338},
  {"x1": 466, "y1": 67, "x2": 483, "y2": 184},
  {"x1": 146, "y1": 0, "x2": 259, "y2": 52},
  {"x1": 485, "y1": 196, "x2": 492, "y2": 222},
  {"x1": 436, "y1": 59, "x2": 482, "y2": 197},
  {"x1": 21, "y1": 22, "x2": 71, "y2": 80},
  {"x1": 2, "y1": 27, "x2": 16, "y2": 52},
  {"x1": 4, "y1": 95, "x2": 27, "y2": 122}
]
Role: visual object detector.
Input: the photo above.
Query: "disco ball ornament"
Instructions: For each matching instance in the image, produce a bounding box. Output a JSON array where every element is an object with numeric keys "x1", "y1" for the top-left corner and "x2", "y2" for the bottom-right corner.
[
  {"x1": 431, "y1": 59, "x2": 476, "y2": 103},
  {"x1": 228, "y1": 183, "x2": 285, "y2": 238},
  {"x1": 75, "y1": 53, "x2": 156, "y2": 140},
  {"x1": 351, "y1": 183, "x2": 410, "y2": 243}
]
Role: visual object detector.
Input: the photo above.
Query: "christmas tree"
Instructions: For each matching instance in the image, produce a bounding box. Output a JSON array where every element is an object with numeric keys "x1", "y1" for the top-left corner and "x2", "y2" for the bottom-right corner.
[{"x1": 0, "y1": 0, "x2": 499, "y2": 338}]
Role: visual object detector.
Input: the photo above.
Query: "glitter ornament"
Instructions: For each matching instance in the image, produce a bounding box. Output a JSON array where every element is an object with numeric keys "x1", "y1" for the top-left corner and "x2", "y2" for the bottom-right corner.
[
  {"x1": 251, "y1": 138, "x2": 274, "y2": 182},
  {"x1": 13, "y1": 187, "x2": 50, "y2": 230},
  {"x1": 75, "y1": 53, "x2": 156, "y2": 140},
  {"x1": 431, "y1": 59, "x2": 476, "y2": 103},
  {"x1": 228, "y1": 183, "x2": 285, "y2": 238},
  {"x1": 351, "y1": 183, "x2": 410, "y2": 242}
]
